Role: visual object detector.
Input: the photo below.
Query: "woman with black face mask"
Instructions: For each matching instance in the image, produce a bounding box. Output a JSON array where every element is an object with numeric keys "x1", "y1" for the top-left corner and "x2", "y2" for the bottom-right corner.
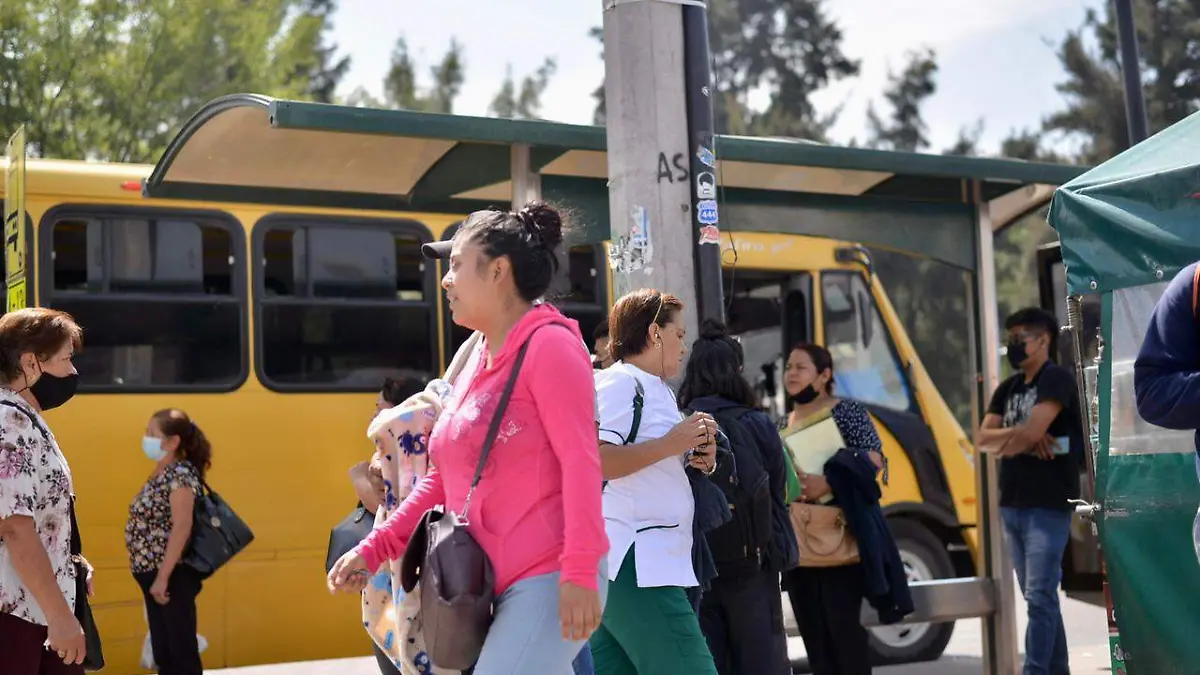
[
  {"x1": 0, "y1": 308, "x2": 91, "y2": 675},
  {"x1": 779, "y1": 343, "x2": 886, "y2": 675}
]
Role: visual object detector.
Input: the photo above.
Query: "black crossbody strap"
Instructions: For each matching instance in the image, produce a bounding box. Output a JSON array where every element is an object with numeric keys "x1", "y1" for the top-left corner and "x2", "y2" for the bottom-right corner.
[{"x1": 460, "y1": 333, "x2": 537, "y2": 518}]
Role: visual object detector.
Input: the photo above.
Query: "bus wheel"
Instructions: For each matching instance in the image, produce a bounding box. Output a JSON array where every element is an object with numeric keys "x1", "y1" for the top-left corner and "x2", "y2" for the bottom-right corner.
[{"x1": 868, "y1": 518, "x2": 955, "y2": 665}]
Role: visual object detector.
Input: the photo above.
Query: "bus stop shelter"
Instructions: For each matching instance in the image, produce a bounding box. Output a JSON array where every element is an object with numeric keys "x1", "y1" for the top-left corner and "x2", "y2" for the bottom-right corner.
[{"x1": 142, "y1": 93, "x2": 1086, "y2": 674}]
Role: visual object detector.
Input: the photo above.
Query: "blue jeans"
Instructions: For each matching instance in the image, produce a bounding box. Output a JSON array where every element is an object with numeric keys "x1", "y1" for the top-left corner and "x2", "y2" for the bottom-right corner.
[
  {"x1": 461, "y1": 567, "x2": 607, "y2": 675},
  {"x1": 461, "y1": 647, "x2": 593, "y2": 675},
  {"x1": 1001, "y1": 507, "x2": 1071, "y2": 675}
]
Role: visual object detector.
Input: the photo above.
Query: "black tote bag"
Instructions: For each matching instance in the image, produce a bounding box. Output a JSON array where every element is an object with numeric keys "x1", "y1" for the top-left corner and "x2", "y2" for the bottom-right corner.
[
  {"x1": 325, "y1": 503, "x2": 374, "y2": 574},
  {"x1": 182, "y1": 481, "x2": 254, "y2": 579}
]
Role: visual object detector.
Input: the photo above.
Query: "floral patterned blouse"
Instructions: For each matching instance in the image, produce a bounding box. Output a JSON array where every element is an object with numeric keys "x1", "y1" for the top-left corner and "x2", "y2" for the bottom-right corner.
[
  {"x1": 0, "y1": 388, "x2": 76, "y2": 626},
  {"x1": 125, "y1": 461, "x2": 201, "y2": 574}
]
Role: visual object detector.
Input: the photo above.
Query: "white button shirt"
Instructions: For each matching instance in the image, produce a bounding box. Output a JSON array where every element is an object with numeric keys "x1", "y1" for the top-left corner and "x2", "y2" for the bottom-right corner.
[{"x1": 595, "y1": 362, "x2": 697, "y2": 588}]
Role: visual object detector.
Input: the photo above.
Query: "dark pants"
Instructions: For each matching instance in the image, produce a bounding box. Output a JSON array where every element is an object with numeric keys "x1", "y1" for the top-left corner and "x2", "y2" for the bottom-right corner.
[
  {"x1": 699, "y1": 569, "x2": 791, "y2": 675},
  {"x1": 134, "y1": 565, "x2": 204, "y2": 675},
  {"x1": 0, "y1": 611, "x2": 86, "y2": 675},
  {"x1": 782, "y1": 564, "x2": 871, "y2": 675},
  {"x1": 373, "y1": 643, "x2": 401, "y2": 675},
  {"x1": 1001, "y1": 507, "x2": 1072, "y2": 675}
]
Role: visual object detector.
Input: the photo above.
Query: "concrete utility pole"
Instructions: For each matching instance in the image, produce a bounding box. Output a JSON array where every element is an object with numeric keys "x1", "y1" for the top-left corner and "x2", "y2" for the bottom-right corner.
[{"x1": 601, "y1": 0, "x2": 724, "y2": 336}]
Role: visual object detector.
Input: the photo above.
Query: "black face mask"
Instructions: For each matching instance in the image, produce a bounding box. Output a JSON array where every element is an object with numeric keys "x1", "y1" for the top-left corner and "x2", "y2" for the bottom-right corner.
[
  {"x1": 1006, "y1": 340, "x2": 1028, "y2": 369},
  {"x1": 790, "y1": 385, "x2": 820, "y2": 406},
  {"x1": 30, "y1": 372, "x2": 79, "y2": 411}
]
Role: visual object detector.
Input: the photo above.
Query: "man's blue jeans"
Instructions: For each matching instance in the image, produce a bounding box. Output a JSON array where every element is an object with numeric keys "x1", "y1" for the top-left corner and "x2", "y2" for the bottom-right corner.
[{"x1": 1001, "y1": 507, "x2": 1072, "y2": 675}]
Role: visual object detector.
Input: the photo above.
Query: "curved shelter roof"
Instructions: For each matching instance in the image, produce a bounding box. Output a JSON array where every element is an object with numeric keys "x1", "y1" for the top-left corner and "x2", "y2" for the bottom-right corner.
[{"x1": 144, "y1": 94, "x2": 1086, "y2": 271}]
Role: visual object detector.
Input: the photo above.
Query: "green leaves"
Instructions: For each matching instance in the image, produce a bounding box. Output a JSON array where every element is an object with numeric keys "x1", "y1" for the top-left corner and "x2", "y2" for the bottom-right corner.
[{"x1": 0, "y1": 0, "x2": 346, "y2": 162}]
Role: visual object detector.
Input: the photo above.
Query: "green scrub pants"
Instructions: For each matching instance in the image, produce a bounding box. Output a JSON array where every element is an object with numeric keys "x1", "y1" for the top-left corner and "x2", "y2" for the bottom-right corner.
[{"x1": 589, "y1": 548, "x2": 717, "y2": 675}]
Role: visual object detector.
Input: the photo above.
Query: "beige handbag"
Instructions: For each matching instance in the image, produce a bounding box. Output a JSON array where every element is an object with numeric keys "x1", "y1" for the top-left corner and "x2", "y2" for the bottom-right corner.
[{"x1": 790, "y1": 501, "x2": 860, "y2": 568}]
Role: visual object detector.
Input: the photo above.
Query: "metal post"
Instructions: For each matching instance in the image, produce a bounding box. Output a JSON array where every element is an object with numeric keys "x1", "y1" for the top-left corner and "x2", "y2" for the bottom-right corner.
[
  {"x1": 681, "y1": 1, "x2": 725, "y2": 325},
  {"x1": 511, "y1": 143, "x2": 568, "y2": 297},
  {"x1": 601, "y1": 0, "x2": 699, "y2": 336},
  {"x1": 1114, "y1": 0, "x2": 1150, "y2": 144},
  {"x1": 510, "y1": 143, "x2": 541, "y2": 208},
  {"x1": 972, "y1": 181, "x2": 1019, "y2": 674}
]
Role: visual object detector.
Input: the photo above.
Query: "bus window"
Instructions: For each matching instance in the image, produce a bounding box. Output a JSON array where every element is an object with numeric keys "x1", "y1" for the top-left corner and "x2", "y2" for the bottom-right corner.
[
  {"x1": 256, "y1": 219, "x2": 435, "y2": 391},
  {"x1": 558, "y1": 244, "x2": 607, "y2": 354},
  {"x1": 821, "y1": 271, "x2": 913, "y2": 412},
  {"x1": 43, "y1": 210, "x2": 245, "y2": 390}
]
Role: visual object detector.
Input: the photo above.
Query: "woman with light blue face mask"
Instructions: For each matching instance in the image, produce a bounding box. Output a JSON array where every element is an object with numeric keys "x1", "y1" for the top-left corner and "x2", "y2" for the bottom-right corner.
[{"x1": 125, "y1": 409, "x2": 211, "y2": 675}]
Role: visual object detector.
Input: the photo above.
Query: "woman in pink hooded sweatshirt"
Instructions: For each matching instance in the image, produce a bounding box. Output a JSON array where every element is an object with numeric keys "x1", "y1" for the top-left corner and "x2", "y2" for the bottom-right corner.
[{"x1": 328, "y1": 202, "x2": 608, "y2": 674}]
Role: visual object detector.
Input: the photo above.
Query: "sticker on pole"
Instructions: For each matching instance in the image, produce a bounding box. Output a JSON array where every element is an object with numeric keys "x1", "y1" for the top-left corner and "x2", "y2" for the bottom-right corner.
[
  {"x1": 696, "y1": 199, "x2": 719, "y2": 225},
  {"x1": 696, "y1": 146, "x2": 716, "y2": 168},
  {"x1": 696, "y1": 172, "x2": 716, "y2": 200},
  {"x1": 699, "y1": 225, "x2": 721, "y2": 245}
]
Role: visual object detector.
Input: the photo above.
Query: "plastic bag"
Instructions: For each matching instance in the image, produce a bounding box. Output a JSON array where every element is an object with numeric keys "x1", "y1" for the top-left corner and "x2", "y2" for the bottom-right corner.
[{"x1": 139, "y1": 604, "x2": 208, "y2": 670}]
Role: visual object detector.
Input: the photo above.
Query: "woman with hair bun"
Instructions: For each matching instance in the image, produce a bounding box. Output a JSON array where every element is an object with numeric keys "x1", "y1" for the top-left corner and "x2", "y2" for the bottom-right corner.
[
  {"x1": 126, "y1": 408, "x2": 212, "y2": 675},
  {"x1": 328, "y1": 201, "x2": 608, "y2": 675}
]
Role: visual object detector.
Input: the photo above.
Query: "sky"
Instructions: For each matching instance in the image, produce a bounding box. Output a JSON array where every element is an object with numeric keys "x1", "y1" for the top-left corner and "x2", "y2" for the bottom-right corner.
[{"x1": 330, "y1": 0, "x2": 1097, "y2": 155}]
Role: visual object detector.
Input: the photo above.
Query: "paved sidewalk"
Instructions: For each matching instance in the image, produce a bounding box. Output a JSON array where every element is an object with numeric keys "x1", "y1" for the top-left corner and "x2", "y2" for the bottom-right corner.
[{"x1": 210, "y1": 589, "x2": 1113, "y2": 675}]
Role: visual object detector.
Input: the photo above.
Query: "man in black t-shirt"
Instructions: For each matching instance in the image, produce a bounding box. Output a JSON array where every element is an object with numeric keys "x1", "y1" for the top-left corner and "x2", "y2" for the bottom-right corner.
[{"x1": 981, "y1": 307, "x2": 1081, "y2": 675}]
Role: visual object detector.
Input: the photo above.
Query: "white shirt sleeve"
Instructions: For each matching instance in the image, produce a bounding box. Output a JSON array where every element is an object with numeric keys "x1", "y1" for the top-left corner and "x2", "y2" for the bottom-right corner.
[{"x1": 596, "y1": 367, "x2": 639, "y2": 446}]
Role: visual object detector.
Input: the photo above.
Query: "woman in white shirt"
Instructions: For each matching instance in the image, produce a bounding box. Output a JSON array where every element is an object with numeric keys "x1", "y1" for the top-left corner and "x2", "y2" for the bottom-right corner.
[{"x1": 589, "y1": 289, "x2": 720, "y2": 675}]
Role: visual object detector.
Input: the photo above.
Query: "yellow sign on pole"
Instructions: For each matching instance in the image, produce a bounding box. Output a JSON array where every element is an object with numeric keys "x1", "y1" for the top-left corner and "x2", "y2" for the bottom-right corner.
[{"x1": 5, "y1": 126, "x2": 27, "y2": 313}]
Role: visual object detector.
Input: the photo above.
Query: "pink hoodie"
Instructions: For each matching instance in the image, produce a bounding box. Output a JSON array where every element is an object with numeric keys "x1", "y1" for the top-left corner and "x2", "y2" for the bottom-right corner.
[{"x1": 355, "y1": 304, "x2": 608, "y2": 592}]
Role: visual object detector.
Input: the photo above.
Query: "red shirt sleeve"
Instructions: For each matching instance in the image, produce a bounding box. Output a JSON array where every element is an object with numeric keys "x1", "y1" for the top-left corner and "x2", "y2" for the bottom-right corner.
[
  {"x1": 353, "y1": 466, "x2": 445, "y2": 572},
  {"x1": 527, "y1": 325, "x2": 608, "y2": 589}
]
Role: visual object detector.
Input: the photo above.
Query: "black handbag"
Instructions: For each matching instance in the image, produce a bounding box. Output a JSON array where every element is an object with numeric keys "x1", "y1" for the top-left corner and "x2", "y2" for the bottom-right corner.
[
  {"x1": 68, "y1": 499, "x2": 104, "y2": 672},
  {"x1": 325, "y1": 503, "x2": 374, "y2": 574},
  {"x1": 182, "y1": 481, "x2": 254, "y2": 579}
]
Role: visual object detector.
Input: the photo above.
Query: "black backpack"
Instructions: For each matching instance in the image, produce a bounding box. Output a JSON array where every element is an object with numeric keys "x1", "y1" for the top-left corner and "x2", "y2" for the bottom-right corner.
[{"x1": 705, "y1": 406, "x2": 773, "y2": 576}]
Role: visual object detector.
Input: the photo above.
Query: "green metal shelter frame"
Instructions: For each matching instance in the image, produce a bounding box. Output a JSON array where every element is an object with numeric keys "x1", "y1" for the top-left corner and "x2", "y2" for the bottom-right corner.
[{"x1": 143, "y1": 93, "x2": 1087, "y2": 674}]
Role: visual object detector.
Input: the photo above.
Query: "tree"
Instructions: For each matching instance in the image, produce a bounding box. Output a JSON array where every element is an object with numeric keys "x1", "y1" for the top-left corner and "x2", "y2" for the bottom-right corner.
[
  {"x1": 1045, "y1": 1, "x2": 1200, "y2": 164},
  {"x1": 590, "y1": 27, "x2": 607, "y2": 126},
  {"x1": 865, "y1": 48, "x2": 938, "y2": 152},
  {"x1": 587, "y1": 0, "x2": 859, "y2": 139},
  {"x1": 489, "y1": 59, "x2": 556, "y2": 120},
  {"x1": 710, "y1": 0, "x2": 860, "y2": 139},
  {"x1": 348, "y1": 37, "x2": 465, "y2": 113},
  {"x1": 0, "y1": 0, "x2": 337, "y2": 163},
  {"x1": 999, "y1": 128, "x2": 1065, "y2": 163},
  {"x1": 943, "y1": 120, "x2": 984, "y2": 157},
  {"x1": 292, "y1": 0, "x2": 351, "y2": 103}
]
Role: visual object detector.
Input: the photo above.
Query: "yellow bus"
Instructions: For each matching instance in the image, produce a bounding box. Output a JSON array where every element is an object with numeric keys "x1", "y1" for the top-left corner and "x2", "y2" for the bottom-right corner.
[{"x1": 2, "y1": 134, "x2": 1074, "y2": 672}]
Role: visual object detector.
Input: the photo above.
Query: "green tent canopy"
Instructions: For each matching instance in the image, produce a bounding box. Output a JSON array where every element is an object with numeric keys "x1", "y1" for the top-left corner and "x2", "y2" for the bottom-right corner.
[
  {"x1": 1049, "y1": 111, "x2": 1200, "y2": 674},
  {"x1": 1051, "y1": 109, "x2": 1200, "y2": 294}
]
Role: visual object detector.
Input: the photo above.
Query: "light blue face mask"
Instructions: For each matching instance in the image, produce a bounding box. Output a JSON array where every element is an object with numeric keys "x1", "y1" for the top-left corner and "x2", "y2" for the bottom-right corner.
[{"x1": 142, "y1": 436, "x2": 168, "y2": 462}]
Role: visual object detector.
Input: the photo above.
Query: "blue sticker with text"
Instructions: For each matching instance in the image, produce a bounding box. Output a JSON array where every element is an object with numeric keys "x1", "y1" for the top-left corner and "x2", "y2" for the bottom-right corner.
[
  {"x1": 697, "y1": 146, "x2": 716, "y2": 167},
  {"x1": 697, "y1": 200, "x2": 719, "y2": 225}
]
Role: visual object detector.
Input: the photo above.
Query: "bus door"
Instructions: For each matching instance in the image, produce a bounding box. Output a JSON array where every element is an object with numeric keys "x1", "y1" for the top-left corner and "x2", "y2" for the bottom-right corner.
[
  {"x1": 1036, "y1": 242, "x2": 1103, "y2": 588},
  {"x1": 723, "y1": 271, "x2": 812, "y2": 421}
]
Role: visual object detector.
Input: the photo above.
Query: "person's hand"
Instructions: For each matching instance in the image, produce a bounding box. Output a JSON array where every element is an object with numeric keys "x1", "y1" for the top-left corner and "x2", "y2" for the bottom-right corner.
[
  {"x1": 797, "y1": 470, "x2": 831, "y2": 502},
  {"x1": 559, "y1": 581, "x2": 602, "y2": 641},
  {"x1": 150, "y1": 573, "x2": 170, "y2": 605},
  {"x1": 687, "y1": 441, "x2": 717, "y2": 475},
  {"x1": 327, "y1": 550, "x2": 372, "y2": 594},
  {"x1": 667, "y1": 412, "x2": 717, "y2": 456},
  {"x1": 1033, "y1": 435, "x2": 1058, "y2": 461},
  {"x1": 46, "y1": 611, "x2": 86, "y2": 665},
  {"x1": 82, "y1": 558, "x2": 95, "y2": 598}
]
